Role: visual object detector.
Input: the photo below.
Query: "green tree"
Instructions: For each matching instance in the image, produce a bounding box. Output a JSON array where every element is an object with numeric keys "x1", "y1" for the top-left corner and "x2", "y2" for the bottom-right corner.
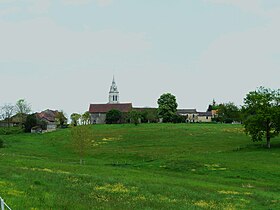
[
  {"x1": 216, "y1": 102, "x2": 241, "y2": 123},
  {"x1": 24, "y1": 114, "x2": 38, "y2": 132},
  {"x1": 55, "y1": 111, "x2": 68, "y2": 128},
  {"x1": 106, "y1": 109, "x2": 122, "y2": 124},
  {"x1": 157, "y1": 93, "x2": 178, "y2": 122},
  {"x1": 70, "y1": 113, "x2": 81, "y2": 126},
  {"x1": 129, "y1": 110, "x2": 141, "y2": 125},
  {"x1": 242, "y1": 87, "x2": 280, "y2": 148},
  {"x1": 143, "y1": 109, "x2": 158, "y2": 123},
  {"x1": 81, "y1": 111, "x2": 91, "y2": 125},
  {"x1": 15, "y1": 99, "x2": 31, "y2": 128},
  {"x1": 24, "y1": 114, "x2": 48, "y2": 133},
  {"x1": 71, "y1": 125, "x2": 93, "y2": 164}
]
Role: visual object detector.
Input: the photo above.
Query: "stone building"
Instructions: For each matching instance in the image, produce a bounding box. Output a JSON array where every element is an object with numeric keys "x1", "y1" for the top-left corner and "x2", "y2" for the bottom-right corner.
[{"x1": 177, "y1": 109, "x2": 213, "y2": 123}]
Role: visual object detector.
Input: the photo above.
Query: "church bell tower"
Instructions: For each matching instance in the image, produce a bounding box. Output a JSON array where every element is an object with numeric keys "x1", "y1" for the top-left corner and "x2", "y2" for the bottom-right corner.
[{"x1": 109, "y1": 76, "x2": 120, "y2": 104}]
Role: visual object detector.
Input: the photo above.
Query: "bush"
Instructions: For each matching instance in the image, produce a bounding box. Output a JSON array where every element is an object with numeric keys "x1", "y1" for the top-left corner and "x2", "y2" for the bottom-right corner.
[
  {"x1": 0, "y1": 127, "x2": 24, "y2": 135},
  {"x1": 172, "y1": 114, "x2": 186, "y2": 123},
  {"x1": 106, "y1": 109, "x2": 122, "y2": 124},
  {"x1": 24, "y1": 114, "x2": 38, "y2": 132},
  {"x1": 224, "y1": 118, "x2": 234, "y2": 124},
  {"x1": 129, "y1": 111, "x2": 141, "y2": 125}
]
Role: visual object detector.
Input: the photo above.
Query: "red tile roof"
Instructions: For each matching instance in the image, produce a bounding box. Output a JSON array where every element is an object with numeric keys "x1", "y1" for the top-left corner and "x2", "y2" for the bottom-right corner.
[
  {"x1": 36, "y1": 110, "x2": 59, "y2": 122},
  {"x1": 89, "y1": 103, "x2": 132, "y2": 113}
]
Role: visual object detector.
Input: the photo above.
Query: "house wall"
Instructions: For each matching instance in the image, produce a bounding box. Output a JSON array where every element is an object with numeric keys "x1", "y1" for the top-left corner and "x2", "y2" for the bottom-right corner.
[
  {"x1": 184, "y1": 114, "x2": 199, "y2": 123},
  {"x1": 180, "y1": 114, "x2": 212, "y2": 123},
  {"x1": 197, "y1": 116, "x2": 212, "y2": 123},
  {"x1": 0, "y1": 122, "x2": 14, "y2": 127},
  {"x1": 47, "y1": 123, "x2": 57, "y2": 131},
  {"x1": 91, "y1": 113, "x2": 107, "y2": 124}
]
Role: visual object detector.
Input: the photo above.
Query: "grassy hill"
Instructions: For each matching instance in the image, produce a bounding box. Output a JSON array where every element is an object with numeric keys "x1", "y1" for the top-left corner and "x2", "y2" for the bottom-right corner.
[{"x1": 0, "y1": 124, "x2": 280, "y2": 209}]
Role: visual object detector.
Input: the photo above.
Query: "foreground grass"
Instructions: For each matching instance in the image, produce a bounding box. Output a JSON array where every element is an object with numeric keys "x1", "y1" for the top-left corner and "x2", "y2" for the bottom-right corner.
[{"x1": 0, "y1": 124, "x2": 280, "y2": 209}]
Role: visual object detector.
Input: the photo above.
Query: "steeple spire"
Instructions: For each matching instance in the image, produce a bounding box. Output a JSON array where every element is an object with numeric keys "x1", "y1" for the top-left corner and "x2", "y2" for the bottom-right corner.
[{"x1": 109, "y1": 76, "x2": 120, "y2": 104}]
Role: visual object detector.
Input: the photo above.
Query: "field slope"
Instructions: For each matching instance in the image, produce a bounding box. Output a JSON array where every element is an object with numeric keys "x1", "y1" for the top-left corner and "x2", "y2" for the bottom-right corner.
[{"x1": 0, "y1": 124, "x2": 280, "y2": 209}]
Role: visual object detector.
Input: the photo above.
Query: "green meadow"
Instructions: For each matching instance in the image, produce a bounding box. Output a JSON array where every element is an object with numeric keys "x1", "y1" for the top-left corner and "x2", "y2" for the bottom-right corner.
[{"x1": 0, "y1": 124, "x2": 280, "y2": 210}]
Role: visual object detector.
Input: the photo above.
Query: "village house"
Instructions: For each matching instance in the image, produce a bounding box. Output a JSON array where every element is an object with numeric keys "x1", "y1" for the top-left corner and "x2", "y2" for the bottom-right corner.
[{"x1": 36, "y1": 109, "x2": 58, "y2": 131}]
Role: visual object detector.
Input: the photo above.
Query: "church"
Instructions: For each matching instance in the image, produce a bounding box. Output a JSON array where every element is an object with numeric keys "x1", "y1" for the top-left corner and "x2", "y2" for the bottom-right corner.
[{"x1": 89, "y1": 77, "x2": 133, "y2": 124}]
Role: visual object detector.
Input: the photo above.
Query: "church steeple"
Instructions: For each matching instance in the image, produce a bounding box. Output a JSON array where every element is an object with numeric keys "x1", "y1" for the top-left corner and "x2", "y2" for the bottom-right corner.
[{"x1": 109, "y1": 76, "x2": 120, "y2": 104}]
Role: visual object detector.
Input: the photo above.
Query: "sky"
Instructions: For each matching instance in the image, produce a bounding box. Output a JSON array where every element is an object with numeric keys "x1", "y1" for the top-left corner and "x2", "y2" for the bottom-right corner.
[{"x1": 1, "y1": 0, "x2": 280, "y2": 117}]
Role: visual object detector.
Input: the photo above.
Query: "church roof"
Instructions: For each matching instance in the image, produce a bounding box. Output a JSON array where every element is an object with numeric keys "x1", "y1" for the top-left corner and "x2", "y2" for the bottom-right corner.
[{"x1": 89, "y1": 103, "x2": 132, "y2": 113}]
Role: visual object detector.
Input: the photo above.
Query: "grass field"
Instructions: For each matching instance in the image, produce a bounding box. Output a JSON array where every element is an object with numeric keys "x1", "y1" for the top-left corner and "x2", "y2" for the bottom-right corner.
[{"x1": 0, "y1": 124, "x2": 280, "y2": 210}]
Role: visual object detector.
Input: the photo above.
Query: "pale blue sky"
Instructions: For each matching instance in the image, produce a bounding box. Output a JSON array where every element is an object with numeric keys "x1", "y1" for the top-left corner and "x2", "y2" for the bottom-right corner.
[{"x1": 1, "y1": 0, "x2": 280, "y2": 116}]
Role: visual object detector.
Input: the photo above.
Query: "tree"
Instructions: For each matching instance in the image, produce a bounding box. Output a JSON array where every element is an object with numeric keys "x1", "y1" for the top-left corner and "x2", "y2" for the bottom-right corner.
[
  {"x1": 81, "y1": 111, "x2": 91, "y2": 125},
  {"x1": 216, "y1": 102, "x2": 241, "y2": 123},
  {"x1": 140, "y1": 109, "x2": 158, "y2": 123},
  {"x1": 55, "y1": 111, "x2": 68, "y2": 128},
  {"x1": 71, "y1": 125, "x2": 93, "y2": 164},
  {"x1": 129, "y1": 110, "x2": 141, "y2": 125},
  {"x1": 15, "y1": 99, "x2": 31, "y2": 128},
  {"x1": 24, "y1": 114, "x2": 38, "y2": 132},
  {"x1": 106, "y1": 109, "x2": 122, "y2": 124},
  {"x1": 242, "y1": 87, "x2": 280, "y2": 148},
  {"x1": 1, "y1": 104, "x2": 15, "y2": 128},
  {"x1": 70, "y1": 113, "x2": 81, "y2": 126},
  {"x1": 157, "y1": 93, "x2": 178, "y2": 122},
  {"x1": 24, "y1": 114, "x2": 47, "y2": 133}
]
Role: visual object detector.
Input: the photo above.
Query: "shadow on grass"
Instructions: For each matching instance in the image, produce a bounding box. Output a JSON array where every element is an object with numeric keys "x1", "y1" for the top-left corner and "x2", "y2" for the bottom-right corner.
[{"x1": 232, "y1": 141, "x2": 280, "y2": 152}]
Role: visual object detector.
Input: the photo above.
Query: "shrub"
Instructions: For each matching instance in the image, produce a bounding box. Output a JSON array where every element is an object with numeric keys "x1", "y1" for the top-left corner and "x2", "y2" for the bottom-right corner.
[
  {"x1": 129, "y1": 110, "x2": 141, "y2": 125},
  {"x1": 172, "y1": 114, "x2": 186, "y2": 123},
  {"x1": 0, "y1": 127, "x2": 24, "y2": 135},
  {"x1": 24, "y1": 114, "x2": 38, "y2": 132},
  {"x1": 106, "y1": 109, "x2": 122, "y2": 124}
]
